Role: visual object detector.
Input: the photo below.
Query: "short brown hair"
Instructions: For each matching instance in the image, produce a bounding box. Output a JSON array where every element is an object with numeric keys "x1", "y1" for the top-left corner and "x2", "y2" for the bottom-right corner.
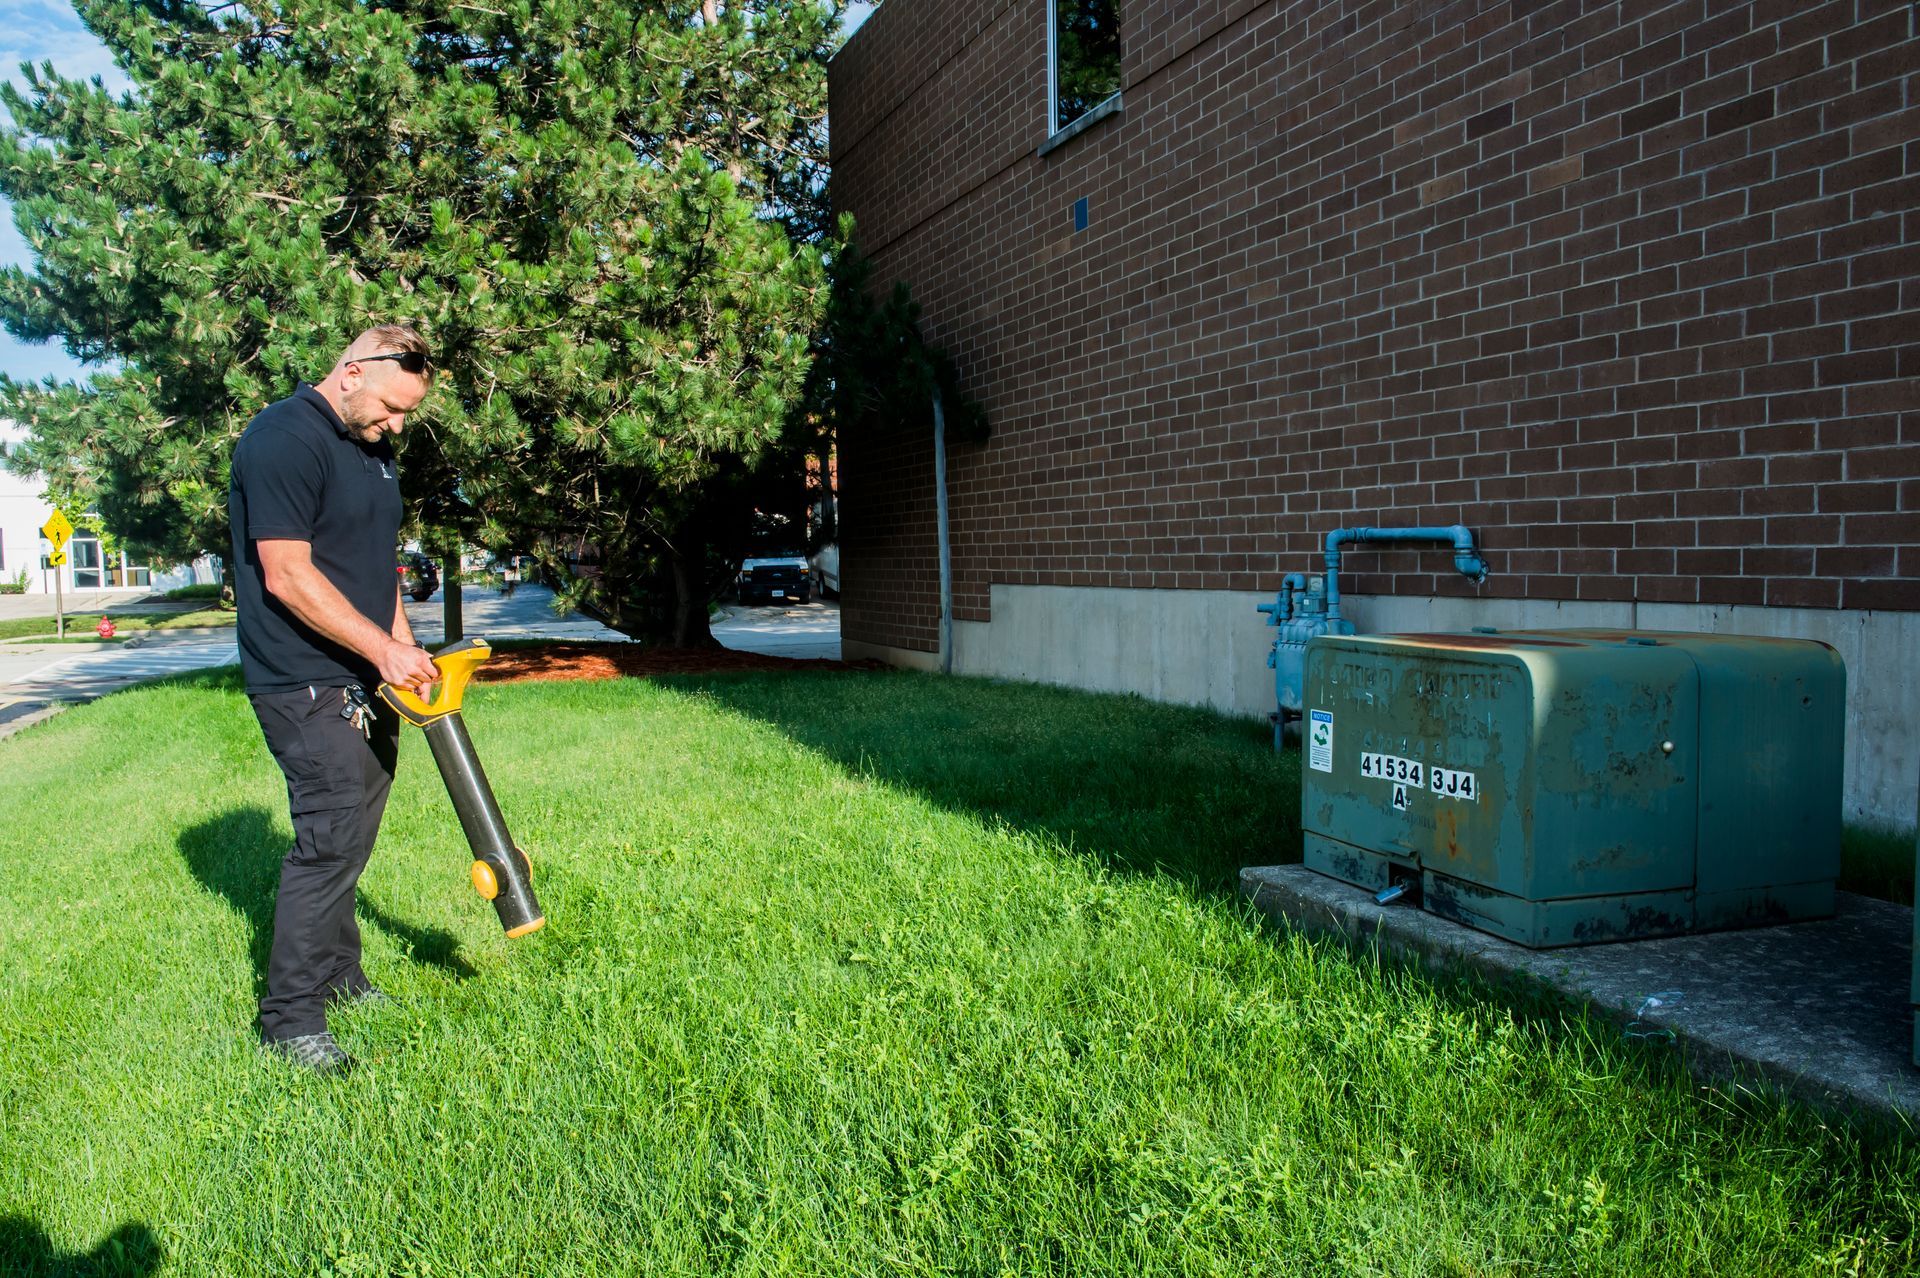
[
  {"x1": 362, "y1": 323, "x2": 430, "y2": 358},
  {"x1": 346, "y1": 323, "x2": 433, "y2": 383}
]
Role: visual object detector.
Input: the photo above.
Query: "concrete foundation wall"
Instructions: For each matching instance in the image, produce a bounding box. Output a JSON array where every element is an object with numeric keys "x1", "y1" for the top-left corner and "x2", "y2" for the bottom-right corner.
[
  {"x1": 843, "y1": 637, "x2": 942, "y2": 672},
  {"x1": 853, "y1": 583, "x2": 1920, "y2": 830}
]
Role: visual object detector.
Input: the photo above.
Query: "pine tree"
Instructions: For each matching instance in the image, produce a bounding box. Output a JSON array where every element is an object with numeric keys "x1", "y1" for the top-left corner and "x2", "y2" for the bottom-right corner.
[
  {"x1": 804, "y1": 234, "x2": 988, "y2": 452},
  {"x1": 1, "y1": 0, "x2": 844, "y2": 644}
]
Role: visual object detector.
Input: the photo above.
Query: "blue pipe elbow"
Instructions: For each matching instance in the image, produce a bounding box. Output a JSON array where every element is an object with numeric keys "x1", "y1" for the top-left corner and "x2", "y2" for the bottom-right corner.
[
  {"x1": 1320, "y1": 525, "x2": 1488, "y2": 617},
  {"x1": 1257, "y1": 573, "x2": 1311, "y2": 622},
  {"x1": 1447, "y1": 526, "x2": 1489, "y2": 583}
]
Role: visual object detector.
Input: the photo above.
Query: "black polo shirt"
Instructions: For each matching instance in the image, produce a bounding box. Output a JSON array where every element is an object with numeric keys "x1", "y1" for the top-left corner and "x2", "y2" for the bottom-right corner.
[{"x1": 229, "y1": 384, "x2": 404, "y2": 693}]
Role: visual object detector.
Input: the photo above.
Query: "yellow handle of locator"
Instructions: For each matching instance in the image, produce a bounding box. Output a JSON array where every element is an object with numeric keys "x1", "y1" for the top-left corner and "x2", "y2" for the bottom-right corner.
[{"x1": 377, "y1": 637, "x2": 492, "y2": 727}]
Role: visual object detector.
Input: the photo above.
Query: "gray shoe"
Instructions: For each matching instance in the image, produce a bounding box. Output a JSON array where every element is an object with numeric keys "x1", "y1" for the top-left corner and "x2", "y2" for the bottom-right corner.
[
  {"x1": 341, "y1": 987, "x2": 392, "y2": 1007},
  {"x1": 264, "y1": 1032, "x2": 356, "y2": 1075}
]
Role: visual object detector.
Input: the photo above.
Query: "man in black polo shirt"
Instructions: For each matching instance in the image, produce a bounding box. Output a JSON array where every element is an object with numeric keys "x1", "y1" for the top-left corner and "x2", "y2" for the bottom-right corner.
[{"x1": 229, "y1": 324, "x2": 442, "y2": 1073}]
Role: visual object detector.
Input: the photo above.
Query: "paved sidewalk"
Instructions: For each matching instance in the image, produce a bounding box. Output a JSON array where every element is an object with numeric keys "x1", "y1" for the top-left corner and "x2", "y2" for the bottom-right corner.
[
  {"x1": 410, "y1": 584, "x2": 842, "y2": 659},
  {"x1": 404, "y1": 582, "x2": 622, "y2": 645},
  {"x1": 0, "y1": 631, "x2": 239, "y2": 741},
  {"x1": 0, "y1": 584, "x2": 832, "y2": 742},
  {"x1": 0, "y1": 640, "x2": 107, "y2": 690},
  {"x1": 0, "y1": 590, "x2": 193, "y2": 619},
  {"x1": 713, "y1": 600, "x2": 841, "y2": 660}
]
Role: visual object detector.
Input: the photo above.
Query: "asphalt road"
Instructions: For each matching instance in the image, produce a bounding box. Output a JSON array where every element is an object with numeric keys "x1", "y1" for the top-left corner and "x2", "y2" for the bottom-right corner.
[{"x1": 403, "y1": 582, "x2": 622, "y2": 645}]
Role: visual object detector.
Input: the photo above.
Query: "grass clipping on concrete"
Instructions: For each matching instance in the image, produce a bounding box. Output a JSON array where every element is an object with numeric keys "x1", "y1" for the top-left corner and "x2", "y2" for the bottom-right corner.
[{"x1": 0, "y1": 666, "x2": 1913, "y2": 1276}]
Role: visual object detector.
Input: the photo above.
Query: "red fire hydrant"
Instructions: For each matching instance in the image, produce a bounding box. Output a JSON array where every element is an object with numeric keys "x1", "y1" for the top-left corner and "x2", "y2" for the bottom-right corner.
[{"x1": 96, "y1": 616, "x2": 116, "y2": 639}]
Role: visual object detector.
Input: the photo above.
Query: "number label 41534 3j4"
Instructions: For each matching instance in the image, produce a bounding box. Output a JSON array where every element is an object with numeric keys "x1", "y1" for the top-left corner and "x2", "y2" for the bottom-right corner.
[{"x1": 1359, "y1": 753, "x2": 1478, "y2": 802}]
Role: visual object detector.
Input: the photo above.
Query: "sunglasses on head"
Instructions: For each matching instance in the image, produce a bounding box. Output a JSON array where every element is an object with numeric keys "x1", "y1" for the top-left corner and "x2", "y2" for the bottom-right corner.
[{"x1": 351, "y1": 351, "x2": 432, "y2": 375}]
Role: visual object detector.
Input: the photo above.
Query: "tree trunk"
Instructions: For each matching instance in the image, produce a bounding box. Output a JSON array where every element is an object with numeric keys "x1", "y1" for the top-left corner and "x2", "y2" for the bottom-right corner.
[
  {"x1": 668, "y1": 538, "x2": 718, "y2": 648},
  {"x1": 441, "y1": 552, "x2": 463, "y2": 645}
]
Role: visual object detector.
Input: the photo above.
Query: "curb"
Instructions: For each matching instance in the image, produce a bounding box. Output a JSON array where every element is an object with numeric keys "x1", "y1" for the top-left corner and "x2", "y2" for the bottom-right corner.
[{"x1": 0, "y1": 700, "x2": 66, "y2": 743}]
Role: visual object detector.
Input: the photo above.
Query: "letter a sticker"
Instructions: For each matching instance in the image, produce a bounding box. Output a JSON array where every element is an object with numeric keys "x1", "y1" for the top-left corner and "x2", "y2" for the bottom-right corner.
[{"x1": 1391, "y1": 784, "x2": 1410, "y2": 812}]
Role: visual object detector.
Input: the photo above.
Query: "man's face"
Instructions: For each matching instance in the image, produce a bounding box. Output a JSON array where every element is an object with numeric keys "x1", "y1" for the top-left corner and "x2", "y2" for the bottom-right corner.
[{"x1": 338, "y1": 360, "x2": 431, "y2": 444}]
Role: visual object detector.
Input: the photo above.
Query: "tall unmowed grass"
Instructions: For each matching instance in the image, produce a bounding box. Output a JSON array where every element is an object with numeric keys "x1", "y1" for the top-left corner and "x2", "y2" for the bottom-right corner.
[{"x1": 0, "y1": 667, "x2": 1913, "y2": 1276}]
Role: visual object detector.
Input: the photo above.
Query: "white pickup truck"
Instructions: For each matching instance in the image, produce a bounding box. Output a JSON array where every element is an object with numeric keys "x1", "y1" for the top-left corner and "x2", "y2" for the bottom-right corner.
[{"x1": 736, "y1": 554, "x2": 813, "y2": 606}]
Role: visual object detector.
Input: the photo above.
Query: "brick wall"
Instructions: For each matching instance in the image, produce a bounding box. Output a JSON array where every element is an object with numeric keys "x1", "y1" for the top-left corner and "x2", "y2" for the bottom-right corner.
[{"x1": 830, "y1": 0, "x2": 1920, "y2": 655}]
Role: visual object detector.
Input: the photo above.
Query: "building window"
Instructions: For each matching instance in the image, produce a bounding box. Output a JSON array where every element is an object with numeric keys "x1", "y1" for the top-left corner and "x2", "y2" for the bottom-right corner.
[
  {"x1": 109, "y1": 552, "x2": 151, "y2": 588},
  {"x1": 69, "y1": 537, "x2": 102, "y2": 589},
  {"x1": 1049, "y1": 0, "x2": 1122, "y2": 137}
]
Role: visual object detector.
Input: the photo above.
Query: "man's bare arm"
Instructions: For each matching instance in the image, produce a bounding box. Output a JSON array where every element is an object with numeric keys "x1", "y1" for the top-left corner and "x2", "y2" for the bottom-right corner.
[
  {"x1": 391, "y1": 584, "x2": 417, "y2": 647},
  {"x1": 257, "y1": 539, "x2": 439, "y2": 691}
]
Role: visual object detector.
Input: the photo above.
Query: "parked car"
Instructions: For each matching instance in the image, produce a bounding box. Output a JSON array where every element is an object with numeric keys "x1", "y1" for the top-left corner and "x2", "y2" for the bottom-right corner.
[
  {"x1": 809, "y1": 495, "x2": 839, "y2": 598},
  {"x1": 396, "y1": 552, "x2": 439, "y2": 602},
  {"x1": 810, "y1": 538, "x2": 839, "y2": 599},
  {"x1": 736, "y1": 554, "x2": 812, "y2": 605}
]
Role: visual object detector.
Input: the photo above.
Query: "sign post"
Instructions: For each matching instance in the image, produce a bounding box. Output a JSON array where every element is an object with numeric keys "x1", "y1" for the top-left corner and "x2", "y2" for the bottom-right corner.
[{"x1": 41, "y1": 509, "x2": 73, "y2": 640}]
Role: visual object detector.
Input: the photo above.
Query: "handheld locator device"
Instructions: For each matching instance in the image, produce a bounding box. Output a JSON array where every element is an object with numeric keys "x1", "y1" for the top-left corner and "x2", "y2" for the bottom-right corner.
[{"x1": 379, "y1": 638, "x2": 545, "y2": 938}]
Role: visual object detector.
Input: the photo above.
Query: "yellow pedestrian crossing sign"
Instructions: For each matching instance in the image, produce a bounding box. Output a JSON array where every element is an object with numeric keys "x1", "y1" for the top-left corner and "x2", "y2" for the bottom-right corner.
[{"x1": 41, "y1": 509, "x2": 73, "y2": 550}]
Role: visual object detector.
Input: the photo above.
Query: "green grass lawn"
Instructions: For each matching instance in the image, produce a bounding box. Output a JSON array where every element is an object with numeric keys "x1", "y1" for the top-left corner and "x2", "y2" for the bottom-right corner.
[
  {"x1": 1842, "y1": 824, "x2": 1917, "y2": 908},
  {"x1": 0, "y1": 667, "x2": 1914, "y2": 1276},
  {"x1": 160, "y1": 584, "x2": 225, "y2": 603},
  {"x1": 0, "y1": 609, "x2": 233, "y2": 642}
]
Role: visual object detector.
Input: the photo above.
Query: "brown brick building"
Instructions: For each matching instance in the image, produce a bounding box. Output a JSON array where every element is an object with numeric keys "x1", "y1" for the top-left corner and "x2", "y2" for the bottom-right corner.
[{"x1": 828, "y1": 0, "x2": 1920, "y2": 826}]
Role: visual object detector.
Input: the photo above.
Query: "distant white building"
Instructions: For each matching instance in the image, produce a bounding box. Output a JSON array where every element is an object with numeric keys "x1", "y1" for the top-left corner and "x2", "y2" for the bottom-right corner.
[{"x1": 0, "y1": 421, "x2": 216, "y2": 596}]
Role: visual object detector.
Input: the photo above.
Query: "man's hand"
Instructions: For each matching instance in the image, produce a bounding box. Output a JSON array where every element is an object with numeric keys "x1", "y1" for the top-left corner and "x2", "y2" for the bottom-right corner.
[{"x1": 379, "y1": 640, "x2": 441, "y2": 695}]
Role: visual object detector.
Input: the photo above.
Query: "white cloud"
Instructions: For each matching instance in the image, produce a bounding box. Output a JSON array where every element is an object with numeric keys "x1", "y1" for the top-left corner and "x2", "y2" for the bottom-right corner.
[{"x1": 0, "y1": 0, "x2": 129, "y2": 93}]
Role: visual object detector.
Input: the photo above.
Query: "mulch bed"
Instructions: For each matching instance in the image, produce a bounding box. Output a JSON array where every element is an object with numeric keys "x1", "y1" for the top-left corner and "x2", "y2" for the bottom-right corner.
[{"x1": 474, "y1": 642, "x2": 883, "y2": 685}]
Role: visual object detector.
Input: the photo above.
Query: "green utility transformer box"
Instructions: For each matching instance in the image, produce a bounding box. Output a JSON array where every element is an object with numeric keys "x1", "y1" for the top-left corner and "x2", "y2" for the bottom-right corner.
[{"x1": 1301, "y1": 629, "x2": 1845, "y2": 948}]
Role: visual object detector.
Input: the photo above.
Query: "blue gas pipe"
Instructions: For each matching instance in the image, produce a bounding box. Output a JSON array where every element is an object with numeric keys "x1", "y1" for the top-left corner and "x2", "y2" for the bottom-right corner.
[
  {"x1": 1256, "y1": 526, "x2": 1488, "y2": 748},
  {"x1": 1322, "y1": 525, "x2": 1488, "y2": 623},
  {"x1": 1254, "y1": 573, "x2": 1310, "y2": 625}
]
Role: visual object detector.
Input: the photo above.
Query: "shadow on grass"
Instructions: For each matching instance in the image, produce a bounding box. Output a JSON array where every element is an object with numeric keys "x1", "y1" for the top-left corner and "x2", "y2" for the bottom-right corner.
[
  {"x1": 177, "y1": 806, "x2": 476, "y2": 1010},
  {"x1": 674, "y1": 669, "x2": 1302, "y2": 897},
  {"x1": 0, "y1": 1217, "x2": 161, "y2": 1277}
]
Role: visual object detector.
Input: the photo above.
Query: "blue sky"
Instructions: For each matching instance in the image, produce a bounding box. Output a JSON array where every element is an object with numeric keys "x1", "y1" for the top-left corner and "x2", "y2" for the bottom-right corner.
[
  {"x1": 0, "y1": 0, "x2": 875, "y2": 387},
  {"x1": 0, "y1": 0, "x2": 129, "y2": 384}
]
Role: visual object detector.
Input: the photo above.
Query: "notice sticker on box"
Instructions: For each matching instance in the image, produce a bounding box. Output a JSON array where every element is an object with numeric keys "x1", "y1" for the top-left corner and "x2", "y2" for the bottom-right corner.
[{"x1": 1308, "y1": 710, "x2": 1334, "y2": 773}]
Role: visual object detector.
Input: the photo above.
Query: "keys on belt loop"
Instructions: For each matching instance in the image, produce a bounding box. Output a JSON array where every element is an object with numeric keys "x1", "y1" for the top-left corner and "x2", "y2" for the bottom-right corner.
[{"x1": 340, "y1": 684, "x2": 373, "y2": 739}]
